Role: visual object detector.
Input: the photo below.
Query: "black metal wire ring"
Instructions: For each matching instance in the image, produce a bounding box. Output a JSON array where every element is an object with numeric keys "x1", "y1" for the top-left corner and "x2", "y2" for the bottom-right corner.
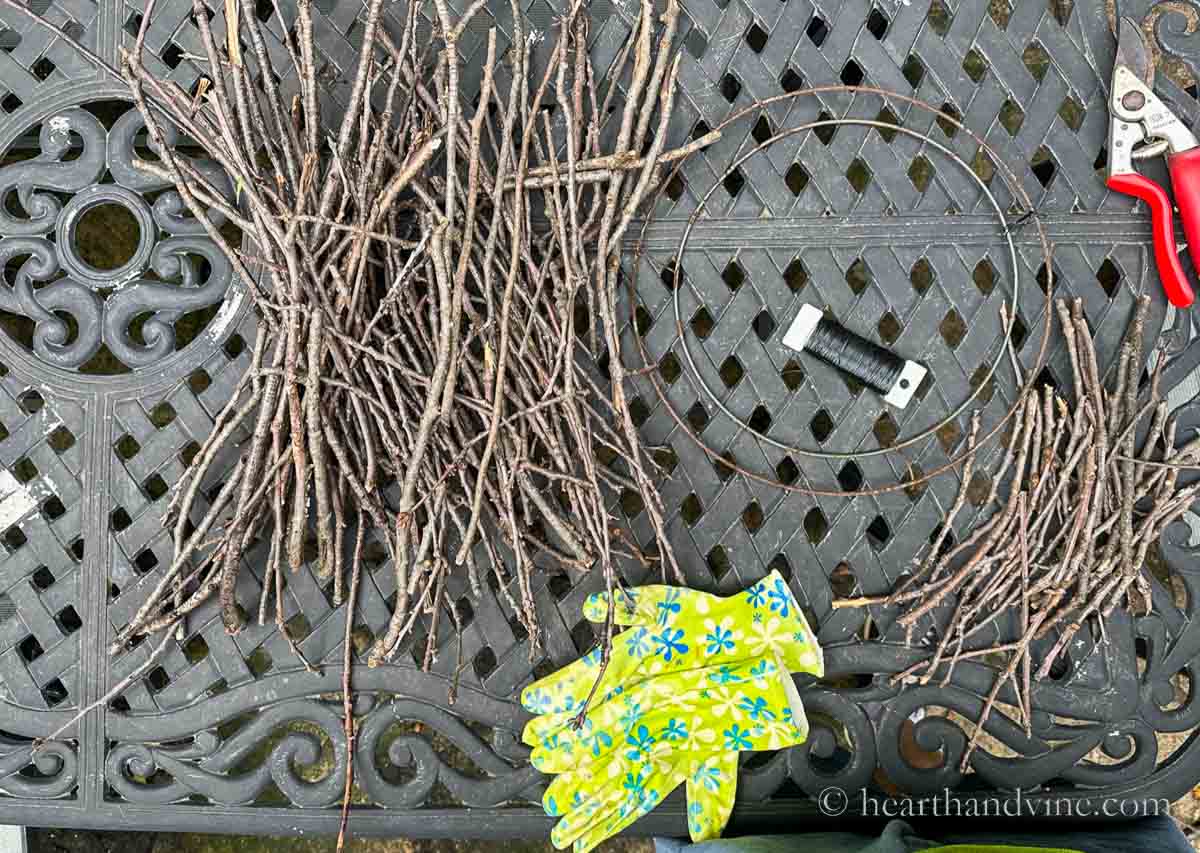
[{"x1": 628, "y1": 85, "x2": 1056, "y2": 497}]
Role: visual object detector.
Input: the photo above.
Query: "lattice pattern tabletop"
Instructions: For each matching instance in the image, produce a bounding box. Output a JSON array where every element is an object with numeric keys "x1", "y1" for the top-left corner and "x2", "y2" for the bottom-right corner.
[{"x1": 0, "y1": 0, "x2": 1195, "y2": 837}]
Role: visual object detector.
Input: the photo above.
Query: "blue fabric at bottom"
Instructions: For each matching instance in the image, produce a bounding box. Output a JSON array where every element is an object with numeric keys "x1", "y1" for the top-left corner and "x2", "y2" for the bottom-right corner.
[{"x1": 654, "y1": 815, "x2": 1192, "y2": 853}]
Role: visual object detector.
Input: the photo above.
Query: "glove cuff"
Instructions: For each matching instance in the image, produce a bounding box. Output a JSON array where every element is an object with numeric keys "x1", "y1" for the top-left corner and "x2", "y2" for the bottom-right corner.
[
  {"x1": 773, "y1": 650, "x2": 810, "y2": 744},
  {"x1": 753, "y1": 570, "x2": 824, "y2": 678}
]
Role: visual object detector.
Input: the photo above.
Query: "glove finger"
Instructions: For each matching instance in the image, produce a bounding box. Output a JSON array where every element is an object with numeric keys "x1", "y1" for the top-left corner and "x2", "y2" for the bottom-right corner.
[
  {"x1": 584, "y1": 584, "x2": 722, "y2": 628},
  {"x1": 684, "y1": 752, "x2": 739, "y2": 842},
  {"x1": 528, "y1": 653, "x2": 784, "y2": 749},
  {"x1": 582, "y1": 586, "x2": 658, "y2": 626},
  {"x1": 520, "y1": 649, "x2": 636, "y2": 719},
  {"x1": 522, "y1": 621, "x2": 687, "y2": 741},
  {"x1": 552, "y1": 757, "x2": 678, "y2": 853},
  {"x1": 530, "y1": 666, "x2": 710, "y2": 770},
  {"x1": 569, "y1": 799, "x2": 648, "y2": 853},
  {"x1": 527, "y1": 588, "x2": 692, "y2": 722},
  {"x1": 550, "y1": 777, "x2": 632, "y2": 851},
  {"x1": 534, "y1": 708, "x2": 709, "y2": 774},
  {"x1": 545, "y1": 742, "x2": 682, "y2": 824},
  {"x1": 547, "y1": 778, "x2": 629, "y2": 850},
  {"x1": 533, "y1": 657, "x2": 815, "y2": 772},
  {"x1": 544, "y1": 753, "x2": 623, "y2": 814},
  {"x1": 568, "y1": 767, "x2": 684, "y2": 853}
]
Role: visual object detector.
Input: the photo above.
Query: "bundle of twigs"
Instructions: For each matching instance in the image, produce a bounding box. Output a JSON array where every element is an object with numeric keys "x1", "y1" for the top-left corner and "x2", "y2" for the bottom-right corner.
[
  {"x1": 105, "y1": 0, "x2": 704, "y2": 668},
  {"x1": 837, "y1": 296, "x2": 1199, "y2": 767}
]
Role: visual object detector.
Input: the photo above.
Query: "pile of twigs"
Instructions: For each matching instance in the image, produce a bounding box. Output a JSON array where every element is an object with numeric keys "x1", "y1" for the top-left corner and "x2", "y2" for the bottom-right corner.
[
  {"x1": 837, "y1": 296, "x2": 1199, "y2": 767},
  {"x1": 106, "y1": 0, "x2": 703, "y2": 666}
]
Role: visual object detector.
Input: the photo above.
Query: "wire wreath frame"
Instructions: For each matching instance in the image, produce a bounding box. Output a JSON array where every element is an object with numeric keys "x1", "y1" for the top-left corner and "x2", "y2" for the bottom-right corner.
[{"x1": 628, "y1": 85, "x2": 1058, "y2": 498}]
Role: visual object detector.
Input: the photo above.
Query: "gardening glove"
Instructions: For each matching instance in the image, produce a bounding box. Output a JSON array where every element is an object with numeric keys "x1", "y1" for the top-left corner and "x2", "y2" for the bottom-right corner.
[
  {"x1": 521, "y1": 572, "x2": 823, "y2": 853},
  {"x1": 536, "y1": 655, "x2": 812, "y2": 853},
  {"x1": 520, "y1": 569, "x2": 822, "y2": 722}
]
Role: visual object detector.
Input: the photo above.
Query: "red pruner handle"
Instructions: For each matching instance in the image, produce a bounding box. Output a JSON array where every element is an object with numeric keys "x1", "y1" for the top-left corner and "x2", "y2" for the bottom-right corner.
[
  {"x1": 1169, "y1": 148, "x2": 1200, "y2": 307},
  {"x1": 1107, "y1": 170, "x2": 1196, "y2": 307}
]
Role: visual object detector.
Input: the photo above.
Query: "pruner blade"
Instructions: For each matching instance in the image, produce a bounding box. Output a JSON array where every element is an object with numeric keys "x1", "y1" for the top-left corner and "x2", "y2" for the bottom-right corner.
[{"x1": 1115, "y1": 16, "x2": 1155, "y2": 87}]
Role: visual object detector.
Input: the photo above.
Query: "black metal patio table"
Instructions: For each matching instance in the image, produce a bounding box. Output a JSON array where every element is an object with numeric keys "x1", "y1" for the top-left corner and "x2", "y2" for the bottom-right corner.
[{"x1": 0, "y1": 0, "x2": 1196, "y2": 837}]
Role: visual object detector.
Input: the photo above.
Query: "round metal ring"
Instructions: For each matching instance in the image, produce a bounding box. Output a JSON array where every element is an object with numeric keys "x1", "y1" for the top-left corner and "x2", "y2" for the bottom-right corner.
[
  {"x1": 628, "y1": 85, "x2": 1056, "y2": 497},
  {"x1": 670, "y1": 118, "x2": 1019, "y2": 461}
]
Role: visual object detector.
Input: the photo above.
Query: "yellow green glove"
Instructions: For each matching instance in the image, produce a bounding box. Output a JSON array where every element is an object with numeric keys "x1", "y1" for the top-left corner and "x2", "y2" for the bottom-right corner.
[
  {"x1": 520, "y1": 572, "x2": 824, "y2": 853},
  {"x1": 539, "y1": 654, "x2": 811, "y2": 852},
  {"x1": 519, "y1": 570, "x2": 822, "y2": 719}
]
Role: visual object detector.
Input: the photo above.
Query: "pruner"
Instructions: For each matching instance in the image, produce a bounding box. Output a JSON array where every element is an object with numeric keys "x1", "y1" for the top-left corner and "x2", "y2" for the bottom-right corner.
[{"x1": 1108, "y1": 17, "x2": 1200, "y2": 307}]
